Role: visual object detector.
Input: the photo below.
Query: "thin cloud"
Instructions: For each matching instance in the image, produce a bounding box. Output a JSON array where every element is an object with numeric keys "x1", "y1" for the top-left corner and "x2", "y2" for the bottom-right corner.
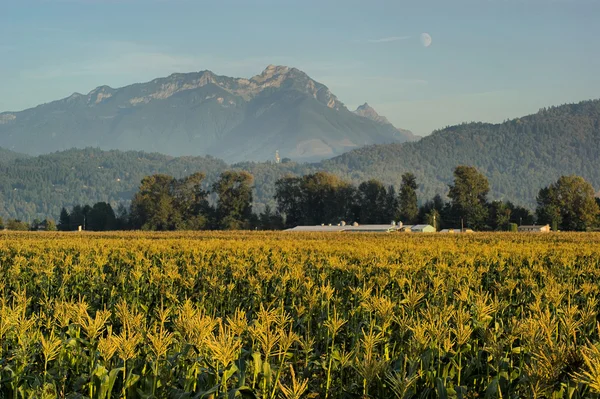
[{"x1": 366, "y1": 36, "x2": 411, "y2": 43}]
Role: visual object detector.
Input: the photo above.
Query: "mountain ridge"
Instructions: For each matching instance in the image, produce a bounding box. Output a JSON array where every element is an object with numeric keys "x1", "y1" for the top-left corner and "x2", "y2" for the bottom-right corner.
[
  {"x1": 0, "y1": 66, "x2": 415, "y2": 162},
  {"x1": 354, "y1": 102, "x2": 418, "y2": 140}
]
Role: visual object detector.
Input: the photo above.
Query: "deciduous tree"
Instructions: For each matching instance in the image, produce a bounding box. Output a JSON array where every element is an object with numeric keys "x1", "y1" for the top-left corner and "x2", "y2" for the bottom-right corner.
[
  {"x1": 536, "y1": 175, "x2": 599, "y2": 231},
  {"x1": 448, "y1": 166, "x2": 489, "y2": 230},
  {"x1": 213, "y1": 171, "x2": 254, "y2": 230}
]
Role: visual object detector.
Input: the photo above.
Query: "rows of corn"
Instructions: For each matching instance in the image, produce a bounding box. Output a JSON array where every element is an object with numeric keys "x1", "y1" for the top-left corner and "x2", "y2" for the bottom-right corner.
[{"x1": 1, "y1": 231, "x2": 600, "y2": 398}]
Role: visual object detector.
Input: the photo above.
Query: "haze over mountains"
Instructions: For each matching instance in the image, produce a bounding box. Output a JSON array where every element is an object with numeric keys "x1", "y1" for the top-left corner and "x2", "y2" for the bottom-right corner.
[
  {"x1": 0, "y1": 99, "x2": 598, "y2": 221},
  {"x1": 0, "y1": 65, "x2": 416, "y2": 163}
]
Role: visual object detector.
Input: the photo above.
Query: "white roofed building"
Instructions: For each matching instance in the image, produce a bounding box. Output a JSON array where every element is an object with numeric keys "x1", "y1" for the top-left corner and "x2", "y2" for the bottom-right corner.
[{"x1": 285, "y1": 222, "x2": 403, "y2": 233}]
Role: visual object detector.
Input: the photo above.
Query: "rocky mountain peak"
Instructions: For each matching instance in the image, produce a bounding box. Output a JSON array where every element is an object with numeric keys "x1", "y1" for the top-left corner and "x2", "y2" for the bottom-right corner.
[
  {"x1": 249, "y1": 65, "x2": 343, "y2": 110},
  {"x1": 354, "y1": 103, "x2": 391, "y2": 125},
  {"x1": 251, "y1": 65, "x2": 295, "y2": 84},
  {"x1": 87, "y1": 85, "x2": 115, "y2": 105},
  {"x1": 263, "y1": 64, "x2": 291, "y2": 76}
]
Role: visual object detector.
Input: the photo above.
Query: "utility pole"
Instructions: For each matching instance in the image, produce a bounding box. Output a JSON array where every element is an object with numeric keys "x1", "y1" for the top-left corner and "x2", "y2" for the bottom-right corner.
[{"x1": 461, "y1": 217, "x2": 464, "y2": 232}]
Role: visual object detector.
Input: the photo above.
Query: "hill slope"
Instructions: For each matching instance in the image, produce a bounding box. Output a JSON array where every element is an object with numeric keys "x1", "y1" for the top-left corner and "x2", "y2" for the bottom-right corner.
[
  {"x1": 0, "y1": 148, "x2": 28, "y2": 163},
  {"x1": 0, "y1": 66, "x2": 414, "y2": 163},
  {"x1": 0, "y1": 149, "x2": 229, "y2": 220},
  {"x1": 323, "y1": 99, "x2": 600, "y2": 205}
]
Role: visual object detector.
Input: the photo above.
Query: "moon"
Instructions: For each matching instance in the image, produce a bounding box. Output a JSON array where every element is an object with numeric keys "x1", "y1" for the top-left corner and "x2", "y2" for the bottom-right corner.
[{"x1": 420, "y1": 33, "x2": 432, "y2": 47}]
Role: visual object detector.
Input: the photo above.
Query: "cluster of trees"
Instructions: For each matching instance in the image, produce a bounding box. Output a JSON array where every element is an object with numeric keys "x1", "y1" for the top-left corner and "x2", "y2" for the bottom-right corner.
[
  {"x1": 274, "y1": 172, "x2": 408, "y2": 227},
  {"x1": 536, "y1": 175, "x2": 600, "y2": 231},
  {"x1": 56, "y1": 171, "x2": 279, "y2": 232},
  {"x1": 0, "y1": 217, "x2": 56, "y2": 231},
  {"x1": 127, "y1": 170, "x2": 288, "y2": 230},
  {"x1": 48, "y1": 165, "x2": 600, "y2": 233},
  {"x1": 418, "y1": 168, "x2": 599, "y2": 231},
  {"x1": 0, "y1": 148, "x2": 229, "y2": 221},
  {"x1": 58, "y1": 202, "x2": 128, "y2": 231},
  {"x1": 128, "y1": 171, "x2": 262, "y2": 230},
  {"x1": 273, "y1": 167, "x2": 538, "y2": 231},
  {"x1": 415, "y1": 166, "x2": 536, "y2": 231}
]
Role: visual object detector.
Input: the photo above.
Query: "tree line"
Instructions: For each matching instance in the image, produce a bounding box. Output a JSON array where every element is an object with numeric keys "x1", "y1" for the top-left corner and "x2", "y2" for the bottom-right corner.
[
  {"x1": 0, "y1": 217, "x2": 57, "y2": 231},
  {"x1": 274, "y1": 166, "x2": 540, "y2": 231},
  {"x1": 56, "y1": 171, "x2": 278, "y2": 231},
  {"x1": 47, "y1": 166, "x2": 600, "y2": 232}
]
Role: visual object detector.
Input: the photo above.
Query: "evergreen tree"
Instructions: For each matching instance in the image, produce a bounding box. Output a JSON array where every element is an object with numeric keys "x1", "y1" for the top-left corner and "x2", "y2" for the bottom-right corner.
[
  {"x1": 259, "y1": 205, "x2": 285, "y2": 230},
  {"x1": 356, "y1": 179, "x2": 388, "y2": 224},
  {"x1": 398, "y1": 173, "x2": 418, "y2": 224},
  {"x1": 88, "y1": 202, "x2": 116, "y2": 231},
  {"x1": 487, "y1": 201, "x2": 512, "y2": 231},
  {"x1": 70, "y1": 205, "x2": 85, "y2": 231},
  {"x1": 274, "y1": 176, "x2": 303, "y2": 228},
  {"x1": 58, "y1": 207, "x2": 71, "y2": 231},
  {"x1": 115, "y1": 204, "x2": 130, "y2": 230},
  {"x1": 385, "y1": 186, "x2": 399, "y2": 224}
]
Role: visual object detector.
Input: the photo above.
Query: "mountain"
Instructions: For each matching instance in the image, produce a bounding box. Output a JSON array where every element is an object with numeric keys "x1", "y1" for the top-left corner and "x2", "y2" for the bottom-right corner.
[
  {"x1": 0, "y1": 66, "x2": 415, "y2": 163},
  {"x1": 1, "y1": 99, "x2": 599, "y2": 221},
  {"x1": 354, "y1": 103, "x2": 392, "y2": 125},
  {"x1": 354, "y1": 103, "x2": 418, "y2": 140}
]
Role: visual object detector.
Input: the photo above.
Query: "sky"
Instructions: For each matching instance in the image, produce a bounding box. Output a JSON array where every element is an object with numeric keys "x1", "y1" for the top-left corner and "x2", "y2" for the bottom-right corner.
[{"x1": 1, "y1": 0, "x2": 599, "y2": 136}]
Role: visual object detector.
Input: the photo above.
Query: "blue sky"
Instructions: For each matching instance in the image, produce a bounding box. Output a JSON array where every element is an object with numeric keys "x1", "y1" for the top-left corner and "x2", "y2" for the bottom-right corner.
[{"x1": 1, "y1": 0, "x2": 599, "y2": 136}]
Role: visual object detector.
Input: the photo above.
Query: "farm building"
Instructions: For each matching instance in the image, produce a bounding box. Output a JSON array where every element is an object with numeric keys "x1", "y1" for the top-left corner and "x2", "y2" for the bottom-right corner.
[
  {"x1": 411, "y1": 224, "x2": 436, "y2": 233},
  {"x1": 440, "y1": 228, "x2": 475, "y2": 233},
  {"x1": 518, "y1": 224, "x2": 551, "y2": 233},
  {"x1": 285, "y1": 222, "x2": 403, "y2": 233}
]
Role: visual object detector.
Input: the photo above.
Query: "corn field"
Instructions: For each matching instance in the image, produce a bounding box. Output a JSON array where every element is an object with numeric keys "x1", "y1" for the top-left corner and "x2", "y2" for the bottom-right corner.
[{"x1": 1, "y1": 232, "x2": 600, "y2": 398}]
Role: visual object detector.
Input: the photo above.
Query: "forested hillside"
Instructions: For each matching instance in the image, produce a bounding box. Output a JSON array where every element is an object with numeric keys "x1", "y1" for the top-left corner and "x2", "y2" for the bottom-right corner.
[
  {"x1": 1, "y1": 100, "x2": 599, "y2": 221},
  {"x1": 0, "y1": 149, "x2": 229, "y2": 219},
  {"x1": 322, "y1": 100, "x2": 600, "y2": 205},
  {"x1": 0, "y1": 148, "x2": 28, "y2": 163}
]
